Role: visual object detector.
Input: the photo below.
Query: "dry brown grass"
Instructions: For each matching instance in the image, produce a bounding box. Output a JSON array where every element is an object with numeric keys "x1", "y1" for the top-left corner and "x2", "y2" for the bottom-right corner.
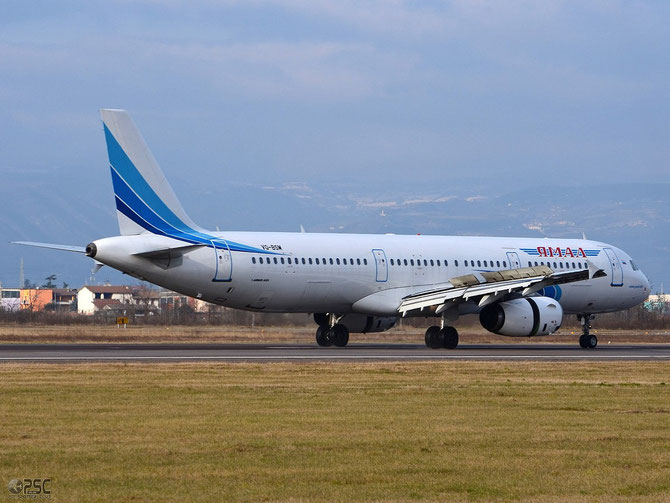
[
  {"x1": 1, "y1": 362, "x2": 669, "y2": 501},
  {"x1": 0, "y1": 323, "x2": 668, "y2": 344}
]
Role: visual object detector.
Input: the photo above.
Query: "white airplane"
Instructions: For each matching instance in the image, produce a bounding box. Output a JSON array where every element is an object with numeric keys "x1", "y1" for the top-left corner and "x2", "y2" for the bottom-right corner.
[{"x1": 15, "y1": 109, "x2": 651, "y2": 349}]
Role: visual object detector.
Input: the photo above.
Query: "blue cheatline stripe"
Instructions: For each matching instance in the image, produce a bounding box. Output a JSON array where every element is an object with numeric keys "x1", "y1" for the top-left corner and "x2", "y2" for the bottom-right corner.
[
  {"x1": 538, "y1": 285, "x2": 562, "y2": 301},
  {"x1": 112, "y1": 167, "x2": 209, "y2": 245},
  {"x1": 104, "y1": 123, "x2": 276, "y2": 255},
  {"x1": 104, "y1": 125, "x2": 194, "y2": 233},
  {"x1": 115, "y1": 181, "x2": 273, "y2": 254}
]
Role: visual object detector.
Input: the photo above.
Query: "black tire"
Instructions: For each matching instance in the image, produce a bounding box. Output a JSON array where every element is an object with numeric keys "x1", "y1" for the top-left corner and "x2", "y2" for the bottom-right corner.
[
  {"x1": 332, "y1": 324, "x2": 349, "y2": 347},
  {"x1": 579, "y1": 335, "x2": 588, "y2": 348},
  {"x1": 424, "y1": 326, "x2": 443, "y2": 349},
  {"x1": 586, "y1": 334, "x2": 598, "y2": 349},
  {"x1": 442, "y1": 326, "x2": 459, "y2": 349},
  {"x1": 316, "y1": 326, "x2": 332, "y2": 347}
]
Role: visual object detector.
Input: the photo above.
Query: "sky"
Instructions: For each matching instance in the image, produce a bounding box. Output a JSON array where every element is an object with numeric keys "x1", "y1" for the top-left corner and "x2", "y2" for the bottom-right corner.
[
  {"x1": 2, "y1": 0, "x2": 668, "y2": 190},
  {"x1": 1, "y1": 1, "x2": 669, "y2": 288}
]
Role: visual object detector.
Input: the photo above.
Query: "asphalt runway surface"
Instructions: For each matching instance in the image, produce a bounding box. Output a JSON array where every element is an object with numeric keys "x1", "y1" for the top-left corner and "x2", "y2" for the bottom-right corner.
[{"x1": 1, "y1": 343, "x2": 670, "y2": 362}]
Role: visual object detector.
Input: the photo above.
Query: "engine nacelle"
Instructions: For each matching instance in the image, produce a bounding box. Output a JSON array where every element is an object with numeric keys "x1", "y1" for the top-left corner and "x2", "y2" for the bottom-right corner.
[
  {"x1": 479, "y1": 296, "x2": 563, "y2": 337},
  {"x1": 314, "y1": 313, "x2": 397, "y2": 333}
]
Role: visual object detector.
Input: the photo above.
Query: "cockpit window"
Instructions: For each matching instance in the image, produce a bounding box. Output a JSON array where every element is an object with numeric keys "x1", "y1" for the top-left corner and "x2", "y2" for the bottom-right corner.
[{"x1": 630, "y1": 260, "x2": 639, "y2": 271}]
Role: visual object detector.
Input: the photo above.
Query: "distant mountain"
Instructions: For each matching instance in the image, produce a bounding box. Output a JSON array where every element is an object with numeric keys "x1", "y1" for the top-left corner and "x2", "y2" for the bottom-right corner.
[{"x1": 2, "y1": 167, "x2": 667, "y2": 293}]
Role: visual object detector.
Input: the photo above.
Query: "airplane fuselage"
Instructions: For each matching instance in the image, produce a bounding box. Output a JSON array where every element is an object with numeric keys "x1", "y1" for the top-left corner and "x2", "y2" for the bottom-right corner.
[{"x1": 91, "y1": 232, "x2": 649, "y2": 317}]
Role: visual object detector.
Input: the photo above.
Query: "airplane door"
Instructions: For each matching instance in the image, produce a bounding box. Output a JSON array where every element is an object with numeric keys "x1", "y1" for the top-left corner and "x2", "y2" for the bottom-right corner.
[
  {"x1": 372, "y1": 249, "x2": 388, "y2": 282},
  {"x1": 506, "y1": 251, "x2": 520, "y2": 269},
  {"x1": 603, "y1": 248, "x2": 623, "y2": 287},
  {"x1": 212, "y1": 241, "x2": 232, "y2": 282},
  {"x1": 413, "y1": 254, "x2": 425, "y2": 278}
]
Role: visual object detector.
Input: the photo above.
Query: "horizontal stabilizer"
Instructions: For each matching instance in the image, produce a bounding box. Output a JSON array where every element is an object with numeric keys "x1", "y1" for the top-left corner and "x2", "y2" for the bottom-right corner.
[
  {"x1": 11, "y1": 241, "x2": 86, "y2": 253},
  {"x1": 133, "y1": 244, "x2": 204, "y2": 259}
]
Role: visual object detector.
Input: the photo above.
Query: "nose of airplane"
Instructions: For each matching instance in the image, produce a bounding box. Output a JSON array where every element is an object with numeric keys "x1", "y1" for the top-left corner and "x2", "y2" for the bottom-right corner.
[{"x1": 639, "y1": 270, "x2": 651, "y2": 301}]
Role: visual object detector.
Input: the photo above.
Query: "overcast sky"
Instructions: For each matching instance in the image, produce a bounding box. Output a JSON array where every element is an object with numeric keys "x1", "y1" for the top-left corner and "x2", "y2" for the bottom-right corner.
[{"x1": 2, "y1": 1, "x2": 669, "y2": 190}]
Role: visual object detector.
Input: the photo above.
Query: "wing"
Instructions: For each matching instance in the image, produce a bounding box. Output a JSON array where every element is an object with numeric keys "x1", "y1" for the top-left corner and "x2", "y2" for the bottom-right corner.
[{"x1": 398, "y1": 263, "x2": 606, "y2": 316}]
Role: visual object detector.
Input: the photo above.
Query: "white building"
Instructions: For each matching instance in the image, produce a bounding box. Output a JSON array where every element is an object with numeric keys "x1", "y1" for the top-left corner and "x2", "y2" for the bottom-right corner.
[
  {"x1": 77, "y1": 285, "x2": 133, "y2": 315},
  {"x1": 1, "y1": 287, "x2": 21, "y2": 311}
]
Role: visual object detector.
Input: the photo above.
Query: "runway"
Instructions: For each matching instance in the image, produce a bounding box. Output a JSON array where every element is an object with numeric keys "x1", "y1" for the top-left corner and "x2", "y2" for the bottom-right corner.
[{"x1": 1, "y1": 343, "x2": 669, "y2": 362}]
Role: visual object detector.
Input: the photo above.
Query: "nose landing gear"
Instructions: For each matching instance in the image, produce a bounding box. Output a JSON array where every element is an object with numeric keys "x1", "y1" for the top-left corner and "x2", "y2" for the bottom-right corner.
[{"x1": 578, "y1": 314, "x2": 597, "y2": 349}]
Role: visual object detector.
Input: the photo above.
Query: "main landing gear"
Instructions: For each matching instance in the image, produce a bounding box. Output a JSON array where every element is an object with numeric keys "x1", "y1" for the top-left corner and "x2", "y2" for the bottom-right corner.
[
  {"x1": 424, "y1": 325, "x2": 459, "y2": 349},
  {"x1": 578, "y1": 314, "x2": 597, "y2": 349},
  {"x1": 314, "y1": 314, "x2": 349, "y2": 347}
]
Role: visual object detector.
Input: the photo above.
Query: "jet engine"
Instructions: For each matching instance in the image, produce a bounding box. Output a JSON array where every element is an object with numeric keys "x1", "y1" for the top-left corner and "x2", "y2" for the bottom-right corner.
[
  {"x1": 479, "y1": 296, "x2": 563, "y2": 337},
  {"x1": 314, "y1": 313, "x2": 397, "y2": 333}
]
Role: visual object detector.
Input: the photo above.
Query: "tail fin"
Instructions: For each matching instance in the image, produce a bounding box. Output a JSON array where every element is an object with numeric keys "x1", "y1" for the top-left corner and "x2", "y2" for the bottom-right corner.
[{"x1": 100, "y1": 109, "x2": 200, "y2": 236}]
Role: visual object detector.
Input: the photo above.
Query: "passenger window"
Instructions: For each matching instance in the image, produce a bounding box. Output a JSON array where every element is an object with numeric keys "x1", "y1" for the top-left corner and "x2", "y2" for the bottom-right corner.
[
  {"x1": 502, "y1": 261, "x2": 506, "y2": 267},
  {"x1": 308, "y1": 258, "x2": 313, "y2": 265},
  {"x1": 252, "y1": 257, "x2": 256, "y2": 264},
  {"x1": 274, "y1": 257, "x2": 278, "y2": 264},
  {"x1": 280, "y1": 258, "x2": 285, "y2": 264},
  {"x1": 410, "y1": 259, "x2": 415, "y2": 266},
  {"x1": 302, "y1": 258, "x2": 306, "y2": 265},
  {"x1": 528, "y1": 261, "x2": 531, "y2": 267},
  {"x1": 364, "y1": 259, "x2": 368, "y2": 265},
  {"x1": 336, "y1": 258, "x2": 340, "y2": 265},
  {"x1": 390, "y1": 259, "x2": 394, "y2": 266},
  {"x1": 430, "y1": 259, "x2": 434, "y2": 266},
  {"x1": 403, "y1": 259, "x2": 408, "y2": 266},
  {"x1": 477, "y1": 260, "x2": 481, "y2": 267},
  {"x1": 436, "y1": 260, "x2": 441, "y2": 267},
  {"x1": 497, "y1": 261, "x2": 500, "y2": 267},
  {"x1": 454, "y1": 260, "x2": 458, "y2": 267},
  {"x1": 357, "y1": 258, "x2": 361, "y2": 265},
  {"x1": 578, "y1": 262, "x2": 582, "y2": 269}
]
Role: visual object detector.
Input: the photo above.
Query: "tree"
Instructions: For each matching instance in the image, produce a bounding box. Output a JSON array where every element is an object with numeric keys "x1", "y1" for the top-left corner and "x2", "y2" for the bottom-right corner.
[
  {"x1": 42, "y1": 274, "x2": 57, "y2": 288},
  {"x1": 62, "y1": 281, "x2": 69, "y2": 289}
]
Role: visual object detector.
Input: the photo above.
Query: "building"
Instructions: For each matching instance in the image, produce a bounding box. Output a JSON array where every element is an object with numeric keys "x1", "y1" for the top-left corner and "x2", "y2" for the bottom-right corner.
[
  {"x1": 644, "y1": 294, "x2": 670, "y2": 313},
  {"x1": 1, "y1": 287, "x2": 21, "y2": 311},
  {"x1": 20, "y1": 289, "x2": 54, "y2": 311},
  {"x1": 77, "y1": 285, "x2": 133, "y2": 315}
]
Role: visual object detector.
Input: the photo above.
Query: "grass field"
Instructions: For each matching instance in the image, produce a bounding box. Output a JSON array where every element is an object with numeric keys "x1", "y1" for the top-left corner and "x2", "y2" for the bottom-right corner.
[
  {"x1": 1, "y1": 362, "x2": 669, "y2": 502},
  {"x1": 0, "y1": 323, "x2": 668, "y2": 344}
]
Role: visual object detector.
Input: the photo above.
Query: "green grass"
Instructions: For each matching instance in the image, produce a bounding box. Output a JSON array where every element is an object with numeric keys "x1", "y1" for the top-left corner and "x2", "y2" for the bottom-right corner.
[{"x1": 1, "y1": 362, "x2": 669, "y2": 502}]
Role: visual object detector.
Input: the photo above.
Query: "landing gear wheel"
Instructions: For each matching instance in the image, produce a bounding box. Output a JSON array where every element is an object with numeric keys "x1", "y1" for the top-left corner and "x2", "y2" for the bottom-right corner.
[
  {"x1": 316, "y1": 326, "x2": 332, "y2": 347},
  {"x1": 424, "y1": 326, "x2": 443, "y2": 349},
  {"x1": 578, "y1": 314, "x2": 596, "y2": 349},
  {"x1": 441, "y1": 326, "x2": 459, "y2": 349},
  {"x1": 331, "y1": 324, "x2": 349, "y2": 347}
]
